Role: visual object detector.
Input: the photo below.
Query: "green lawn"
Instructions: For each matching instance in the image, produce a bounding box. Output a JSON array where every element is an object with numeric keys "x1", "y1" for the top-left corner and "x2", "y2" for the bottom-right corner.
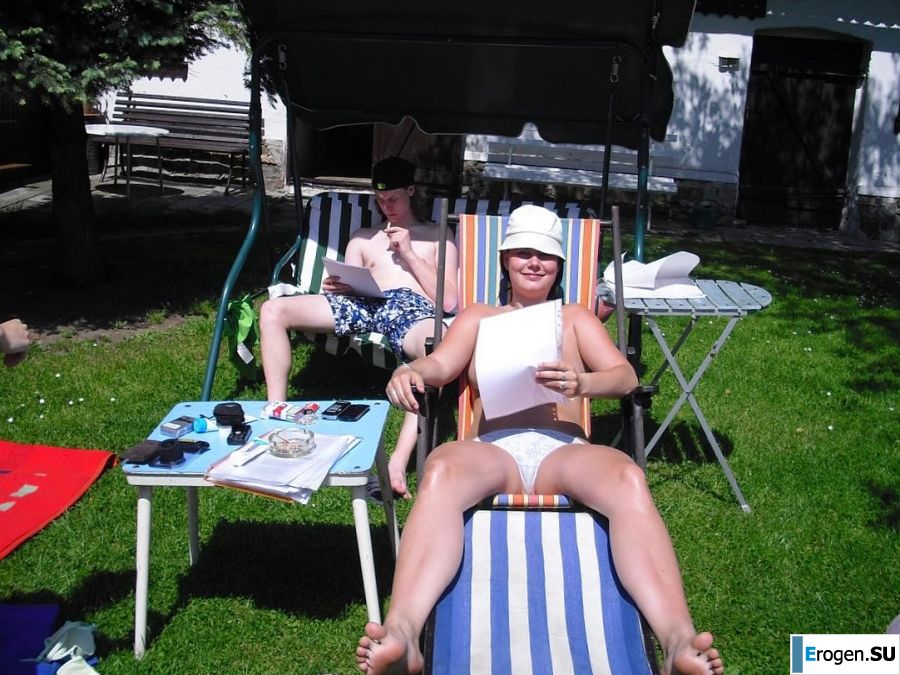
[{"x1": 0, "y1": 232, "x2": 897, "y2": 674}]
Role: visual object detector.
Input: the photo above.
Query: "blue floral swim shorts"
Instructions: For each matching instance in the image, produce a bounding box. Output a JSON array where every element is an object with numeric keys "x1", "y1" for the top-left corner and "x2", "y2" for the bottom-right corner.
[{"x1": 324, "y1": 287, "x2": 435, "y2": 358}]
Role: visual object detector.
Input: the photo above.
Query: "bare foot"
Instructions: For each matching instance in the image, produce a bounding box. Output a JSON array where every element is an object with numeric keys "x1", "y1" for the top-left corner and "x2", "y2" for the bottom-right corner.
[
  {"x1": 664, "y1": 632, "x2": 723, "y2": 675},
  {"x1": 388, "y1": 455, "x2": 411, "y2": 500},
  {"x1": 355, "y1": 621, "x2": 423, "y2": 674}
]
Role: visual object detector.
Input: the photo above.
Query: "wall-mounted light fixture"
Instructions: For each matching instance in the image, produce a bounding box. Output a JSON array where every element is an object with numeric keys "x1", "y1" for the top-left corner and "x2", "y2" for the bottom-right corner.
[{"x1": 718, "y1": 55, "x2": 740, "y2": 73}]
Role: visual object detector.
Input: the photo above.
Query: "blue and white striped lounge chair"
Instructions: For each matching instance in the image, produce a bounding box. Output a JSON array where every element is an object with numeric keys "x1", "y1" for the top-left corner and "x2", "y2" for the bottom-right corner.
[
  {"x1": 425, "y1": 496, "x2": 657, "y2": 675},
  {"x1": 423, "y1": 213, "x2": 658, "y2": 674}
]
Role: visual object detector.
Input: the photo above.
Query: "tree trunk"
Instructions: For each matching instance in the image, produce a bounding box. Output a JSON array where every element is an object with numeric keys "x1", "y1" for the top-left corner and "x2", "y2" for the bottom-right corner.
[{"x1": 43, "y1": 100, "x2": 102, "y2": 284}]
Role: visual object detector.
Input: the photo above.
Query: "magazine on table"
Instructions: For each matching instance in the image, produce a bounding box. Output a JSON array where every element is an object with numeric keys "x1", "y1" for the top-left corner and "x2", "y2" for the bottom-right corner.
[
  {"x1": 205, "y1": 430, "x2": 361, "y2": 504},
  {"x1": 603, "y1": 251, "x2": 705, "y2": 299}
]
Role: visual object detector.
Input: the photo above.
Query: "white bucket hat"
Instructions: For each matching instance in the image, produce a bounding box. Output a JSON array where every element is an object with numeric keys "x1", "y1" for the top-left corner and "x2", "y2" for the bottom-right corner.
[{"x1": 498, "y1": 205, "x2": 566, "y2": 260}]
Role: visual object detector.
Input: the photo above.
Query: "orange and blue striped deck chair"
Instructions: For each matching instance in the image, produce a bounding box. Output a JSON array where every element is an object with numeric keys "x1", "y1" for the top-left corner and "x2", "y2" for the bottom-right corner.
[
  {"x1": 455, "y1": 213, "x2": 601, "y2": 439},
  {"x1": 423, "y1": 213, "x2": 658, "y2": 674}
]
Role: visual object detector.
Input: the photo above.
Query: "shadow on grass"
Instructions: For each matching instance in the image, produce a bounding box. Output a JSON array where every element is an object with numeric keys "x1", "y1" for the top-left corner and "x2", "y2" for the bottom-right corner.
[
  {"x1": 0, "y1": 205, "x2": 274, "y2": 336},
  {"x1": 2, "y1": 570, "x2": 140, "y2": 655},
  {"x1": 865, "y1": 479, "x2": 900, "y2": 533},
  {"x1": 177, "y1": 520, "x2": 396, "y2": 619},
  {"x1": 1, "y1": 519, "x2": 398, "y2": 655},
  {"x1": 649, "y1": 238, "x2": 900, "y2": 395}
]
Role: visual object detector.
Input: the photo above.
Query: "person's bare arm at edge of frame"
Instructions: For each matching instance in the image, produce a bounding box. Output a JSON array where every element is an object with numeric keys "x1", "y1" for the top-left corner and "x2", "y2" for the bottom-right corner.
[
  {"x1": 386, "y1": 305, "x2": 492, "y2": 412},
  {"x1": 537, "y1": 304, "x2": 638, "y2": 399}
]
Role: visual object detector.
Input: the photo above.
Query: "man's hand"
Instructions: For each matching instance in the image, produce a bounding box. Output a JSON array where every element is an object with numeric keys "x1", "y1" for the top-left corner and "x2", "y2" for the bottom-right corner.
[
  {"x1": 384, "y1": 226, "x2": 413, "y2": 258},
  {"x1": 0, "y1": 319, "x2": 30, "y2": 368},
  {"x1": 321, "y1": 275, "x2": 353, "y2": 295}
]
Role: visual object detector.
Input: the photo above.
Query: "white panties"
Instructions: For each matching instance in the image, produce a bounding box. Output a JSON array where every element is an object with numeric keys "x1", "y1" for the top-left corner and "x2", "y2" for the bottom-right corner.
[{"x1": 475, "y1": 428, "x2": 587, "y2": 494}]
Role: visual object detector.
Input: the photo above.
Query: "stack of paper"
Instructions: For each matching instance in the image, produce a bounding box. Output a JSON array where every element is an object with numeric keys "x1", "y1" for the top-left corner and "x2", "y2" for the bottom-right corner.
[
  {"x1": 205, "y1": 432, "x2": 360, "y2": 504},
  {"x1": 603, "y1": 251, "x2": 705, "y2": 299}
]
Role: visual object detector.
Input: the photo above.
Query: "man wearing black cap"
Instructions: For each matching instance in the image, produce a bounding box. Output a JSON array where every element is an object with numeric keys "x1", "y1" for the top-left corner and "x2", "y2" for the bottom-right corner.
[{"x1": 259, "y1": 157, "x2": 458, "y2": 498}]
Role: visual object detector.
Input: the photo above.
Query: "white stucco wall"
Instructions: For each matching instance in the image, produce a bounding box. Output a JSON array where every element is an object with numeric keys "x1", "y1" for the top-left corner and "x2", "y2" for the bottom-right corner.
[
  {"x1": 464, "y1": 1, "x2": 899, "y2": 198},
  {"x1": 672, "y1": 1, "x2": 899, "y2": 197},
  {"x1": 99, "y1": 43, "x2": 286, "y2": 146}
]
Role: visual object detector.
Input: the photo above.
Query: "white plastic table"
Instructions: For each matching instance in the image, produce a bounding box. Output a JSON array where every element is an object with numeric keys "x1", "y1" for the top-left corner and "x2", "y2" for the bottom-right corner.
[
  {"x1": 121, "y1": 400, "x2": 398, "y2": 658},
  {"x1": 85, "y1": 123, "x2": 169, "y2": 197},
  {"x1": 622, "y1": 279, "x2": 772, "y2": 512}
]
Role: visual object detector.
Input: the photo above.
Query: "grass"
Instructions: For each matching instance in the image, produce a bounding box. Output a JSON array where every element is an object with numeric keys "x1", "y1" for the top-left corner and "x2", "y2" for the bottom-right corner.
[{"x1": 0, "y1": 228, "x2": 898, "y2": 674}]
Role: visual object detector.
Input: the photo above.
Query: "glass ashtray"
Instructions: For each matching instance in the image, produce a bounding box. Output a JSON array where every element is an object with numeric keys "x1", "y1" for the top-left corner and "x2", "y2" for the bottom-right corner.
[{"x1": 269, "y1": 428, "x2": 316, "y2": 458}]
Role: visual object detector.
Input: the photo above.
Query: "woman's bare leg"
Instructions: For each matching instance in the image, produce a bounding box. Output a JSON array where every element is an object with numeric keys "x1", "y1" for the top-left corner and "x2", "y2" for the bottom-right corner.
[
  {"x1": 258, "y1": 295, "x2": 336, "y2": 400},
  {"x1": 534, "y1": 445, "x2": 723, "y2": 675},
  {"x1": 356, "y1": 440, "x2": 523, "y2": 674}
]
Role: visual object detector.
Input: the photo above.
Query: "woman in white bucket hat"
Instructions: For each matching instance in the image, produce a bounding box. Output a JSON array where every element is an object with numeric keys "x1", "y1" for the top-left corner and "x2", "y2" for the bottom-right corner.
[{"x1": 357, "y1": 205, "x2": 723, "y2": 675}]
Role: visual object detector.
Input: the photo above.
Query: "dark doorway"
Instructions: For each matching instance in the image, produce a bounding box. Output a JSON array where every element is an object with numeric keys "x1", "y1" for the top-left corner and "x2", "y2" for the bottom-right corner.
[{"x1": 737, "y1": 30, "x2": 871, "y2": 229}]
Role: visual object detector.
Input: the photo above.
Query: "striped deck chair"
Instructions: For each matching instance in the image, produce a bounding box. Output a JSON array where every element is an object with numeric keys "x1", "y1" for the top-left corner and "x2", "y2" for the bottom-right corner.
[
  {"x1": 269, "y1": 192, "x2": 596, "y2": 371},
  {"x1": 455, "y1": 213, "x2": 600, "y2": 436},
  {"x1": 423, "y1": 214, "x2": 658, "y2": 674}
]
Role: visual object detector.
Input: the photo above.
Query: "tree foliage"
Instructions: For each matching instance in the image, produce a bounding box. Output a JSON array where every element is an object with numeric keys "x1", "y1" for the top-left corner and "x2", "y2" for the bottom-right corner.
[{"x1": 0, "y1": 0, "x2": 246, "y2": 109}]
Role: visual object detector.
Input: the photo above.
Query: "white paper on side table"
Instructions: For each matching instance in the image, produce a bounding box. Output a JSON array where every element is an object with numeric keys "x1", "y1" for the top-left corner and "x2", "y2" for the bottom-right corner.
[
  {"x1": 603, "y1": 251, "x2": 705, "y2": 299},
  {"x1": 322, "y1": 259, "x2": 386, "y2": 298},
  {"x1": 205, "y1": 432, "x2": 360, "y2": 504},
  {"x1": 474, "y1": 299, "x2": 567, "y2": 420}
]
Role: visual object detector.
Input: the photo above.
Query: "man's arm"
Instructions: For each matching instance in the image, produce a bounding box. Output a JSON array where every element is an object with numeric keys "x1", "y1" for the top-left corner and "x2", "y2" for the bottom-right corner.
[{"x1": 386, "y1": 227, "x2": 458, "y2": 313}]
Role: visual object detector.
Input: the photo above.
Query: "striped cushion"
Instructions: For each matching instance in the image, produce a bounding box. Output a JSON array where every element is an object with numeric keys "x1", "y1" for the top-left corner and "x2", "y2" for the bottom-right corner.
[
  {"x1": 285, "y1": 192, "x2": 594, "y2": 370},
  {"x1": 428, "y1": 509, "x2": 653, "y2": 674}
]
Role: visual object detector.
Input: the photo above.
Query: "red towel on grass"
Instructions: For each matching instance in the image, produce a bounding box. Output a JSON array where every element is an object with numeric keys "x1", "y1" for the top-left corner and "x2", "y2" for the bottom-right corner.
[{"x1": 0, "y1": 440, "x2": 115, "y2": 560}]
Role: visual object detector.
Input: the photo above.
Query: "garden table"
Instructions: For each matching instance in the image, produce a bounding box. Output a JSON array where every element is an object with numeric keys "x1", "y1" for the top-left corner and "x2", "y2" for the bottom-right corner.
[
  {"x1": 85, "y1": 123, "x2": 169, "y2": 198},
  {"x1": 120, "y1": 399, "x2": 397, "y2": 658},
  {"x1": 622, "y1": 279, "x2": 772, "y2": 512}
]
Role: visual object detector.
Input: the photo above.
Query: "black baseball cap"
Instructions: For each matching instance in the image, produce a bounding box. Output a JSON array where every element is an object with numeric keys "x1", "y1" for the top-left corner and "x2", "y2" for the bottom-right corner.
[{"x1": 372, "y1": 157, "x2": 416, "y2": 191}]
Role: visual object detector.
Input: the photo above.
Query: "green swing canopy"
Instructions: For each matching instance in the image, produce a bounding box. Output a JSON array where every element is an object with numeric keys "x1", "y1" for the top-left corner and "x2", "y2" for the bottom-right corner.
[{"x1": 239, "y1": 0, "x2": 696, "y2": 148}]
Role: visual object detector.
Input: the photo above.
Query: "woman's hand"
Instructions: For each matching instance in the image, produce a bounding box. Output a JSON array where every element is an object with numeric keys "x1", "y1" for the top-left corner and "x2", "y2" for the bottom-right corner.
[
  {"x1": 386, "y1": 363, "x2": 425, "y2": 412},
  {"x1": 536, "y1": 360, "x2": 582, "y2": 398},
  {"x1": 321, "y1": 275, "x2": 352, "y2": 294}
]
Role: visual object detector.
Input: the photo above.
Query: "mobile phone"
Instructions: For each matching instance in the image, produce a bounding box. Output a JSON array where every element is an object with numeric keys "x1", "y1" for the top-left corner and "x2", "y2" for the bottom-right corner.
[
  {"x1": 160, "y1": 415, "x2": 196, "y2": 438},
  {"x1": 322, "y1": 400, "x2": 352, "y2": 419},
  {"x1": 122, "y1": 440, "x2": 161, "y2": 464},
  {"x1": 227, "y1": 423, "x2": 252, "y2": 446},
  {"x1": 337, "y1": 403, "x2": 370, "y2": 421}
]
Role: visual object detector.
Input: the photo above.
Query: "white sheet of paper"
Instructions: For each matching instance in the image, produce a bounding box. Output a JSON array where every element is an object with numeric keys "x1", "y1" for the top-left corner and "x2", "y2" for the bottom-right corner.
[
  {"x1": 322, "y1": 258, "x2": 386, "y2": 298},
  {"x1": 603, "y1": 251, "x2": 700, "y2": 289},
  {"x1": 474, "y1": 300, "x2": 566, "y2": 420},
  {"x1": 206, "y1": 433, "x2": 360, "y2": 504},
  {"x1": 605, "y1": 281, "x2": 706, "y2": 299}
]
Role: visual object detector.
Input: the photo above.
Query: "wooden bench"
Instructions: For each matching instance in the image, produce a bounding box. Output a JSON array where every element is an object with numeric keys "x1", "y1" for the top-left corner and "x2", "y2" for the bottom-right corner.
[
  {"x1": 483, "y1": 137, "x2": 679, "y2": 199},
  {"x1": 106, "y1": 92, "x2": 259, "y2": 194}
]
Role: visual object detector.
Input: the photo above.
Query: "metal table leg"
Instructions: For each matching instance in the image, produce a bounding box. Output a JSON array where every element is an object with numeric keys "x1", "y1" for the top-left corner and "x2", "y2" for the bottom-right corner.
[
  {"x1": 351, "y1": 484, "x2": 382, "y2": 623},
  {"x1": 186, "y1": 486, "x2": 200, "y2": 565},
  {"x1": 134, "y1": 486, "x2": 153, "y2": 658},
  {"x1": 643, "y1": 316, "x2": 751, "y2": 511}
]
